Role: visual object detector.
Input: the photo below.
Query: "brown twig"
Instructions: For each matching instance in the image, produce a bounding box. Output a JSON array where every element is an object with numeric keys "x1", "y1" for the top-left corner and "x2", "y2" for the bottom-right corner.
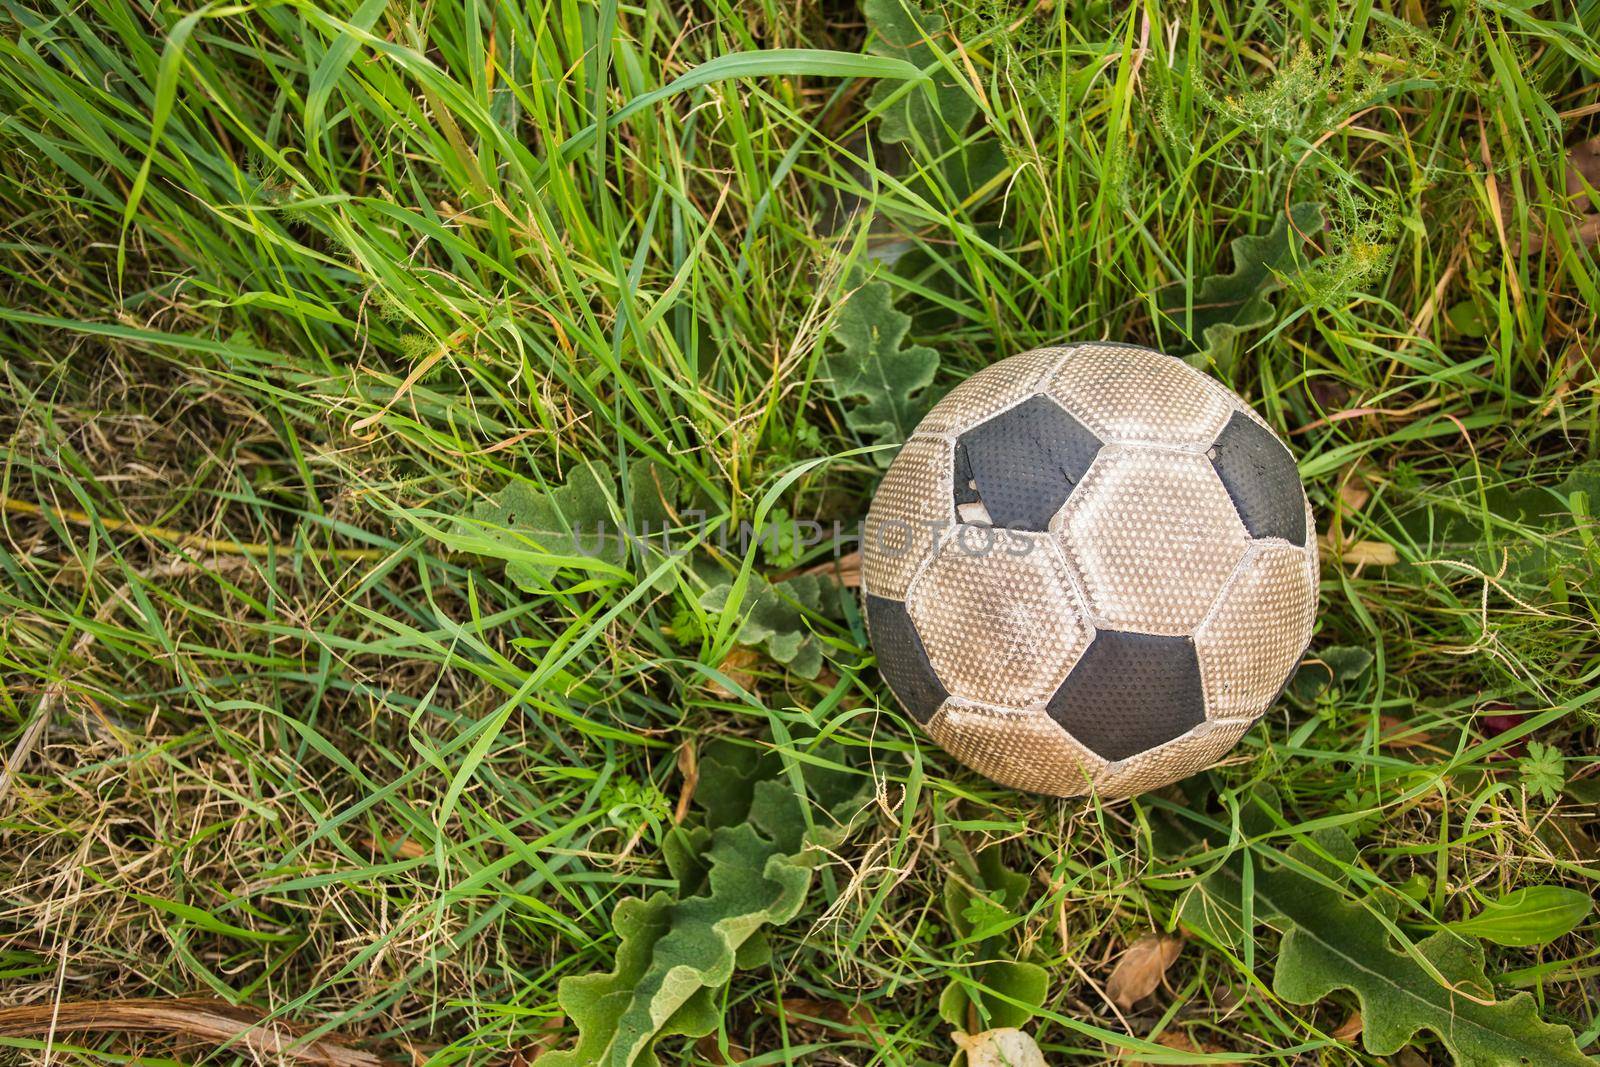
[{"x1": 0, "y1": 998, "x2": 385, "y2": 1067}]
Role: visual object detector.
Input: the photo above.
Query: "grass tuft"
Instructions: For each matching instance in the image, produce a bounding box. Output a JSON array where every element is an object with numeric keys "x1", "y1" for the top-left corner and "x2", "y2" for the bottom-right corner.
[{"x1": 1, "y1": 0, "x2": 1597, "y2": 1063}]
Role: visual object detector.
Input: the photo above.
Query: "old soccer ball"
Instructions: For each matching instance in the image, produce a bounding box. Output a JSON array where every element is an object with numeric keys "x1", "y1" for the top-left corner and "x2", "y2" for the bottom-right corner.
[{"x1": 862, "y1": 343, "x2": 1317, "y2": 798}]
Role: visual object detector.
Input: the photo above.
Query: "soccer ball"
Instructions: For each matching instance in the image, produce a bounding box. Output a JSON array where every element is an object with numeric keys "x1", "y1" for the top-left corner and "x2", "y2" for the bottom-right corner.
[{"x1": 862, "y1": 343, "x2": 1317, "y2": 798}]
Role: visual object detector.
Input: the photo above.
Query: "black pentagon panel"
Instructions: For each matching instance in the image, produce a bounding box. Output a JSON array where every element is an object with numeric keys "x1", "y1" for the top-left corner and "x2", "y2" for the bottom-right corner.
[
  {"x1": 865, "y1": 594, "x2": 947, "y2": 725},
  {"x1": 952, "y1": 440, "x2": 981, "y2": 508},
  {"x1": 1210, "y1": 412, "x2": 1306, "y2": 544},
  {"x1": 1045, "y1": 631, "x2": 1206, "y2": 761},
  {"x1": 955, "y1": 394, "x2": 1102, "y2": 531}
]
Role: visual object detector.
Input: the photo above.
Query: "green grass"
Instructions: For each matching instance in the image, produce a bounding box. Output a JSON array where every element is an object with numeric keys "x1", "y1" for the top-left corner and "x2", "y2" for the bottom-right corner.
[{"x1": 0, "y1": 0, "x2": 1597, "y2": 1063}]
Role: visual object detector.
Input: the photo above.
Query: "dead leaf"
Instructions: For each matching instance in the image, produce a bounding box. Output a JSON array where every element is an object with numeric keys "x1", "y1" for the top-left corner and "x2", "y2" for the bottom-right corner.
[
  {"x1": 1340, "y1": 539, "x2": 1399, "y2": 566},
  {"x1": 1542, "y1": 341, "x2": 1596, "y2": 415},
  {"x1": 1309, "y1": 378, "x2": 1351, "y2": 412},
  {"x1": 772, "y1": 551, "x2": 863, "y2": 589},
  {"x1": 515, "y1": 1014, "x2": 566, "y2": 1064},
  {"x1": 774, "y1": 997, "x2": 852, "y2": 1029},
  {"x1": 1105, "y1": 933, "x2": 1183, "y2": 1010},
  {"x1": 1123, "y1": 1031, "x2": 1202, "y2": 1060},
  {"x1": 1319, "y1": 533, "x2": 1399, "y2": 567},
  {"x1": 692, "y1": 1033, "x2": 748, "y2": 1064},
  {"x1": 1339, "y1": 482, "x2": 1371, "y2": 513},
  {"x1": 1507, "y1": 136, "x2": 1600, "y2": 253},
  {"x1": 800, "y1": 549, "x2": 861, "y2": 588},
  {"x1": 705, "y1": 646, "x2": 760, "y2": 698},
  {"x1": 1378, "y1": 717, "x2": 1436, "y2": 751},
  {"x1": 1156, "y1": 1032, "x2": 1204, "y2": 1053},
  {"x1": 672, "y1": 742, "x2": 699, "y2": 825},
  {"x1": 1565, "y1": 137, "x2": 1600, "y2": 213},
  {"x1": 768, "y1": 996, "x2": 883, "y2": 1045},
  {"x1": 1337, "y1": 467, "x2": 1373, "y2": 514},
  {"x1": 775, "y1": 550, "x2": 861, "y2": 588},
  {"x1": 952, "y1": 1027, "x2": 1047, "y2": 1067},
  {"x1": 351, "y1": 328, "x2": 464, "y2": 435},
  {"x1": 1521, "y1": 212, "x2": 1600, "y2": 253},
  {"x1": 0, "y1": 998, "x2": 382, "y2": 1067},
  {"x1": 361, "y1": 833, "x2": 426, "y2": 860},
  {"x1": 1333, "y1": 1010, "x2": 1364, "y2": 1042},
  {"x1": 1122, "y1": 1030, "x2": 1242, "y2": 1066}
]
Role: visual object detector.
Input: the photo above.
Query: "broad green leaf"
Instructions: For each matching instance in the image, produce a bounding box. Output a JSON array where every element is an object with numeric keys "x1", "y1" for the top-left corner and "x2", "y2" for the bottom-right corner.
[
  {"x1": 938, "y1": 960, "x2": 1049, "y2": 1034},
  {"x1": 939, "y1": 843, "x2": 1047, "y2": 1033},
  {"x1": 1446, "y1": 299, "x2": 1490, "y2": 338},
  {"x1": 1559, "y1": 461, "x2": 1600, "y2": 502},
  {"x1": 1448, "y1": 886, "x2": 1592, "y2": 947},
  {"x1": 1158, "y1": 203, "x2": 1322, "y2": 378},
  {"x1": 824, "y1": 280, "x2": 940, "y2": 465},
  {"x1": 862, "y1": 0, "x2": 976, "y2": 148},
  {"x1": 1163, "y1": 795, "x2": 1595, "y2": 1066},
  {"x1": 1384, "y1": 461, "x2": 1600, "y2": 590},
  {"x1": 858, "y1": 0, "x2": 1006, "y2": 221},
  {"x1": 1564, "y1": 777, "x2": 1600, "y2": 806},
  {"x1": 464, "y1": 462, "x2": 680, "y2": 588},
  {"x1": 1276, "y1": 926, "x2": 1595, "y2": 1066},
  {"x1": 1289, "y1": 644, "x2": 1374, "y2": 701},
  {"x1": 542, "y1": 741, "x2": 864, "y2": 1067},
  {"x1": 944, "y1": 843, "x2": 1030, "y2": 942},
  {"x1": 698, "y1": 572, "x2": 838, "y2": 678},
  {"x1": 941, "y1": 138, "x2": 1009, "y2": 207},
  {"x1": 1520, "y1": 741, "x2": 1568, "y2": 805}
]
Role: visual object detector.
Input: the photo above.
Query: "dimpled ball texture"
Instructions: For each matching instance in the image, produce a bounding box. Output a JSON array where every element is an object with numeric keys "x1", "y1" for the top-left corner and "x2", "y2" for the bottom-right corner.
[{"x1": 862, "y1": 343, "x2": 1317, "y2": 799}]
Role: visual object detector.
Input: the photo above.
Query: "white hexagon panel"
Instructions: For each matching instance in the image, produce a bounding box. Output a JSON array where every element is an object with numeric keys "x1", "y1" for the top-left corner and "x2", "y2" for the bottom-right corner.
[
  {"x1": 925, "y1": 698, "x2": 1104, "y2": 796},
  {"x1": 1045, "y1": 343, "x2": 1235, "y2": 450},
  {"x1": 861, "y1": 436, "x2": 954, "y2": 601},
  {"x1": 906, "y1": 530, "x2": 1092, "y2": 709},
  {"x1": 1054, "y1": 445, "x2": 1250, "y2": 635},
  {"x1": 1194, "y1": 542, "x2": 1317, "y2": 720}
]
